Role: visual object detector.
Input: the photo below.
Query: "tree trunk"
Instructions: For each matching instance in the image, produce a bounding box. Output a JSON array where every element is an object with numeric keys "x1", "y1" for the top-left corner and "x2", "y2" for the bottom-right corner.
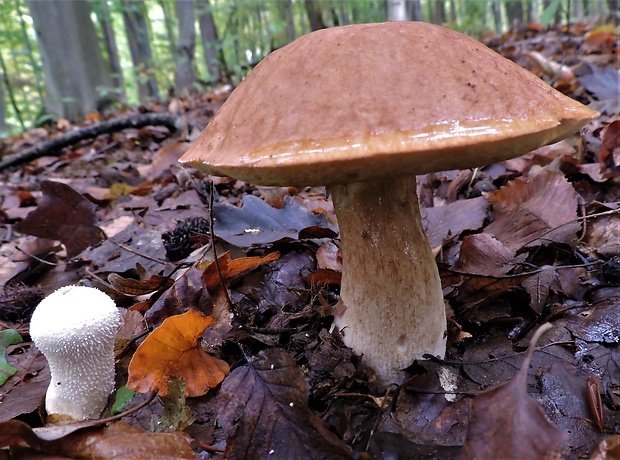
[
  {"x1": 449, "y1": 0, "x2": 457, "y2": 23},
  {"x1": 410, "y1": 0, "x2": 423, "y2": 21},
  {"x1": 96, "y1": 0, "x2": 126, "y2": 104},
  {"x1": 433, "y1": 0, "x2": 446, "y2": 24},
  {"x1": 0, "y1": 65, "x2": 6, "y2": 134},
  {"x1": 490, "y1": 1, "x2": 503, "y2": 32},
  {"x1": 26, "y1": 0, "x2": 112, "y2": 121},
  {"x1": 196, "y1": 0, "x2": 222, "y2": 82},
  {"x1": 506, "y1": 0, "x2": 524, "y2": 28},
  {"x1": 304, "y1": 0, "x2": 325, "y2": 31},
  {"x1": 158, "y1": 0, "x2": 178, "y2": 60},
  {"x1": 386, "y1": 0, "x2": 409, "y2": 21},
  {"x1": 175, "y1": 0, "x2": 196, "y2": 96},
  {"x1": 14, "y1": 0, "x2": 44, "y2": 106},
  {"x1": 284, "y1": 0, "x2": 296, "y2": 42},
  {"x1": 122, "y1": 0, "x2": 159, "y2": 104}
]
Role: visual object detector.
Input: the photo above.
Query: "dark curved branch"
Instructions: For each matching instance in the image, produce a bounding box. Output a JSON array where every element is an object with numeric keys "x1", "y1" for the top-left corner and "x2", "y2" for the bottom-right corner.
[{"x1": 0, "y1": 113, "x2": 202, "y2": 171}]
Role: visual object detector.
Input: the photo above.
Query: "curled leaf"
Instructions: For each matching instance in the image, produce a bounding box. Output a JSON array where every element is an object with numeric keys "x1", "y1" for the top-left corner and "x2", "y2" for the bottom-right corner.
[{"x1": 127, "y1": 310, "x2": 229, "y2": 397}]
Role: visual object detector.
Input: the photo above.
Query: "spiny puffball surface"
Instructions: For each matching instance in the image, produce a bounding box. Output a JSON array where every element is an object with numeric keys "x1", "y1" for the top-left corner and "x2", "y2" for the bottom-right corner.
[{"x1": 29, "y1": 285, "x2": 121, "y2": 421}]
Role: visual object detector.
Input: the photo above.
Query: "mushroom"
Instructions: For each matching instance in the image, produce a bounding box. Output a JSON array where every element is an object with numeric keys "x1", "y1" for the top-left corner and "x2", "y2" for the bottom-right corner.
[
  {"x1": 180, "y1": 22, "x2": 598, "y2": 385},
  {"x1": 29, "y1": 285, "x2": 121, "y2": 422}
]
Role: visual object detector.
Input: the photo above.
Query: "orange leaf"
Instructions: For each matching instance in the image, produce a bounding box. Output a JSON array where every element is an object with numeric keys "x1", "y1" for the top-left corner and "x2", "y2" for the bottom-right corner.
[
  {"x1": 127, "y1": 310, "x2": 229, "y2": 397},
  {"x1": 202, "y1": 251, "x2": 280, "y2": 291}
]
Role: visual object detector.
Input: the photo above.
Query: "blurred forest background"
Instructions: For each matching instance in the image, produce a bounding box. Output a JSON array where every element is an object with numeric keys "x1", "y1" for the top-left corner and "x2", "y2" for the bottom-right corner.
[{"x1": 0, "y1": 0, "x2": 617, "y2": 138}]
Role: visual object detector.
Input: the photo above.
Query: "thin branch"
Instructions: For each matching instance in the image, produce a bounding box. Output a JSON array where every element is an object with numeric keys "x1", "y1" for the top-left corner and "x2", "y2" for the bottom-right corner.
[{"x1": 0, "y1": 113, "x2": 202, "y2": 171}]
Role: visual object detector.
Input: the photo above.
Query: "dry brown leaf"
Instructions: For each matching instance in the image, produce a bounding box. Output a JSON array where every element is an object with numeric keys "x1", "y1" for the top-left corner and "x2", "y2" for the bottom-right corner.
[
  {"x1": 485, "y1": 170, "x2": 580, "y2": 250},
  {"x1": 461, "y1": 324, "x2": 567, "y2": 459},
  {"x1": 127, "y1": 310, "x2": 229, "y2": 397},
  {"x1": 201, "y1": 251, "x2": 280, "y2": 292},
  {"x1": 213, "y1": 348, "x2": 351, "y2": 459},
  {"x1": 14, "y1": 180, "x2": 104, "y2": 257},
  {"x1": 454, "y1": 233, "x2": 520, "y2": 276},
  {"x1": 60, "y1": 422, "x2": 198, "y2": 459},
  {"x1": 423, "y1": 196, "x2": 488, "y2": 248}
]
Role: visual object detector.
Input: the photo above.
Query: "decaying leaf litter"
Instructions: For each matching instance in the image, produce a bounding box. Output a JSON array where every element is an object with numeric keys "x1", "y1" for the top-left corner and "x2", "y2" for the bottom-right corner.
[{"x1": 0, "y1": 22, "x2": 618, "y2": 459}]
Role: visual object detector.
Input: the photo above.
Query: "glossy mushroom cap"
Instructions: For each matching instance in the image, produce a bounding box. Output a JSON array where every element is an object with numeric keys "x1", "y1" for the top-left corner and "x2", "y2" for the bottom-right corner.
[
  {"x1": 30, "y1": 285, "x2": 121, "y2": 422},
  {"x1": 180, "y1": 21, "x2": 597, "y2": 186}
]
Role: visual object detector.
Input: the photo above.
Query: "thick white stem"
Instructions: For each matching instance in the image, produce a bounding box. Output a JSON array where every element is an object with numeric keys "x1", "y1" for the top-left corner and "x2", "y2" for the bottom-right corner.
[{"x1": 328, "y1": 175, "x2": 446, "y2": 386}]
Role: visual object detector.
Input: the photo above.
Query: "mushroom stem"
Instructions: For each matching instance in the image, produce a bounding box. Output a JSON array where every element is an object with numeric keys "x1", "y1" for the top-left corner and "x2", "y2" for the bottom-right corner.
[{"x1": 328, "y1": 175, "x2": 446, "y2": 386}]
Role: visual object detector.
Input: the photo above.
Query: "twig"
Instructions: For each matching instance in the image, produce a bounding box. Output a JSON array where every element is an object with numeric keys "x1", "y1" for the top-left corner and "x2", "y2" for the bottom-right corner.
[
  {"x1": 0, "y1": 113, "x2": 202, "y2": 171},
  {"x1": 208, "y1": 181, "x2": 234, "y2": 310}
]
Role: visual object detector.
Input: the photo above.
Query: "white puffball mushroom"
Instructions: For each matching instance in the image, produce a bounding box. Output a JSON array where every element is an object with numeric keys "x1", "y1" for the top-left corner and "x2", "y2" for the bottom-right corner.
[{"x1": 29, "y1": 285, "x2": 121, "y2": 422}]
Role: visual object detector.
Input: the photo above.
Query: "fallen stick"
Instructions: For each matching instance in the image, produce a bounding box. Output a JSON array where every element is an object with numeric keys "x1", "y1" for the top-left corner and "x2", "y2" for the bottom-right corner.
[{"x1": 0, "y1": 113, "x2": 201, "y2": 171}]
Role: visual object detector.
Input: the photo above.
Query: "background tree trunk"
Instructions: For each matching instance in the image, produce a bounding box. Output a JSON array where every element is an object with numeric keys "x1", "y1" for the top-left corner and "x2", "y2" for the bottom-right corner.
[
  {"x1": 284, "y1": 0, "x2": 296, "y2": 42},
  {"x1": 122, "y1": 0, "x2": 159, "y2": 104},
  {"x1": 0, "y1": 67, "x2": 6, "y2": 134},
  {"x1": 491, "y1": 1, "x2": 503, "y2": 32},
  {"x1": 175, "y1": 0, "x2": 196, "y2": 96},
  {"x1": 26, "y1": 0, "x2": 112, "y2": 121},
  {"x1": 96, "y1": 0, "x2": 126, "y2": 104},
  {"x1": 506, "y1": 0, "x2": 524, "y2": 27},
  {"x1": 386, "y1": 0, "x2": 410, "y2": 21},
  {"x1": 433, "y1": 0, "x2": 446, "y2": 24},
  {"x1": 158, "y1": 0, "x2": 178, "y2": 60},
  {"x1": 410, "y1": 0, "x2": 423, "y2": 20},
  {"x1": 14, "y1": 0, "x2": 44, "y2": 106},
  {"x1": 196, "y1": 0, "x2": 222, "y2": 82},
  {"x1": 304, "y1": 0, "x2": 325, "y2": 31}
]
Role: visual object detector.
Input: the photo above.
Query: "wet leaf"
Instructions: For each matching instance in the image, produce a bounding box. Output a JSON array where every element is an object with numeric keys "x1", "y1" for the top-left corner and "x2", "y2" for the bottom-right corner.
[
  {"x1": 14, "y1": 180, "x2": 104, "y2": 257},
  {"x1": 484, "y1": 170, "x2": 580, "y2": 251},
  {"x1": 127, "y1": 310, "x2": 229, "y2": 397},
  {"x1": 213, "y1": 348, "x2": 351, "y2": 459},
  {"x1": 213, "y1": 194, "x2": 335, "y2": 246},
  {"x1": 461, "y1": 324, "x2": 567, "y2": 459}
]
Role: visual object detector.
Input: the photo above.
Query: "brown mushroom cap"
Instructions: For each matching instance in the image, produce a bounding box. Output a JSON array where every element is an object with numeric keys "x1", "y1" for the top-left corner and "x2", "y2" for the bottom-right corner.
[{"x1": 180, "y1": 21, "x2": 597, "y2": 186}]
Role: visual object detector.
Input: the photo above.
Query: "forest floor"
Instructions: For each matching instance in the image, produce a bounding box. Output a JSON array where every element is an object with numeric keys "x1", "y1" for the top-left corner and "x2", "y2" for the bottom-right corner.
[{"x1": 0, "y1": 21, "x2": 618, "y2": 459}]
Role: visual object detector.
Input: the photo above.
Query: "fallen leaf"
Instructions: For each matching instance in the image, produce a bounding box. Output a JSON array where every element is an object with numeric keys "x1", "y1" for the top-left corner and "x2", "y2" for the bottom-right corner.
[
  {"x1": 423, "y1": 196, "x2": 488, "y2": 248},
  {"x1": 14, "y1": 180, "x2": 104, "y2": 257},
  {"x1": 590, "y1": 435, "x2": 620, "y2": 460},
  {"x1": 583, "y1": 212, "x2": 620, "y2": 257},
  {"x1": 0, "y1": 346, "x2": 49, "y2": 423},
  {"x1": 127, "y1": 310, "x2": 229, "y2": 397},
  {"x1": 578, "y1": 64, "x2": 620, "y2": 114},
  {"x1": 454, "y1": 233, "x2": 520, "y2": 276},
  {"x1": 521, "y1": 265, "x2": 556, "y2": 314},
  {"x1": 461, "y1": 324, "x2": 567, "y2": 459},
  {"x1": 213, "y1": 348, "x2": 351, "y2": 459},
  {"x1": 484, "y1": 170, "x2": 580, "y2": 251},
  {"x1": 201, "y1": 251, "x2": 280, "y2": 292},
  {"x1": 107, "y1": 263, "x2": 174, "y2": 296},
  {"x1": 213, "y1": 194, "x2": 335, "y2": 247}
]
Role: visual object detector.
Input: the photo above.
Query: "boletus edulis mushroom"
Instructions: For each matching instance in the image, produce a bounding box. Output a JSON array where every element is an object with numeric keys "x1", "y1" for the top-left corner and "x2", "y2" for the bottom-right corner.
[{"x1": 180, "y1": 22, "x2": 598, "y2": 385}]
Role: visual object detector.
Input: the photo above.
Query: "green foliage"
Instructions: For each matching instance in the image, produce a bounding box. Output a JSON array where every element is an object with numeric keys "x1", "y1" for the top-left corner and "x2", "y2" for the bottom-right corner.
[
  {"x1": 540, "y1": 0, "x2": 563, "y2": 27},
  {"x1": 0, "y1": 329, "x2": 22, "y2": 387}
]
